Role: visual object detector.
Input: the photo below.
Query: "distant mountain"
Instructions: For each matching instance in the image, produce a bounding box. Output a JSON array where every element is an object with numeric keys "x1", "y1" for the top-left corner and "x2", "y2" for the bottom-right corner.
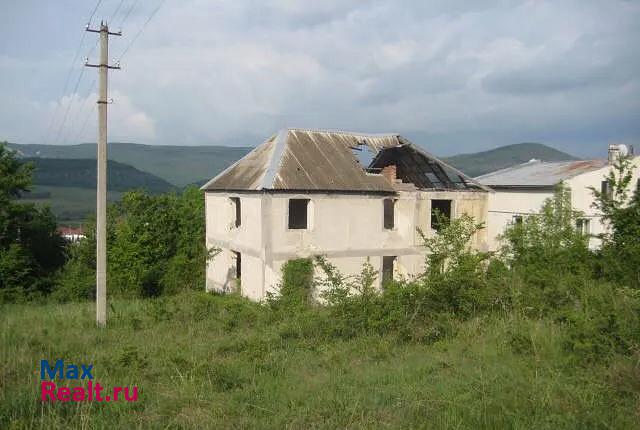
[
  {"x1": 443, "y1": 143, "x2": 578, "y2": 178},
  {"x1": 25, "y1": 158, "x2": 175, "y2": 194},
  {"x1": 8, "y1": 141, "x2": 579, "y2": 186},
  {"x1": 8, "y1": 142, "x2": 251, "y2": 187}
]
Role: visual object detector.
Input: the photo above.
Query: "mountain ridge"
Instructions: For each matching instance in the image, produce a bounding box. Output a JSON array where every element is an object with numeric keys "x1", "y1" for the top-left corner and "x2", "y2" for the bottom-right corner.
[
  {"x1": 443, "y1": 142, "x2": 578, "y2": 178},
  {"x1": 8, "y1": 141, "x2": 578, "y2": 185}
]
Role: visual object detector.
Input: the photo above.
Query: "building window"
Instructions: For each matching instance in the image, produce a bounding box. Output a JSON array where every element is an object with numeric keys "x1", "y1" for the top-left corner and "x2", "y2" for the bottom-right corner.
[
  {"x1": 512, "y1": 215, "x2": 523, "y2": 225},
  {"x1": 383, "y1": 199, "x2": 395, "y2": 230},
  {"x1": 601, "y1": 180, "x2": 611, "y2": 197},
  {"x1": 288, "y1": 198, "x2": 310, "y2": 229},
  {"x1": 382, "y1": 256, "x2": 396, "y2": 283},
  {"x1": 431, "y1": 199, "x2": 452, "y2": 231},
  {"x1": 233, "y1": 251, "x2": 241, "y2": 280},
  {"x1": 576, "y1": 218, "x2": 590, "y2": 235},
  {"x1": 230, "y1": 197, "x2": 241, "y2": 227}
]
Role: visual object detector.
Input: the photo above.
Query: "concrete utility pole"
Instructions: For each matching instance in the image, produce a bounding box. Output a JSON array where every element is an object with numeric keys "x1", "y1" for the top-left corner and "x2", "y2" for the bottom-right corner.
[{"x1": 85, "y1": 21, "x2": 121, "y2": 327}]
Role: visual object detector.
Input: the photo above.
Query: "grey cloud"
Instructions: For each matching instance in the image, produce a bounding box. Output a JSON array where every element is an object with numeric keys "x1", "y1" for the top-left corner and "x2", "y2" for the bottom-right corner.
[{"x1": 0, "y1": 0, "x2": 639, "y2": 157}]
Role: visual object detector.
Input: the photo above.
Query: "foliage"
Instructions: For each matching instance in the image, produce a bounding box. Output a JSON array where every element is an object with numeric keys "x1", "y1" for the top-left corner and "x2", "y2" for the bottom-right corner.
[
  {"x1": 0, "y1": 143, "x2": 65, "y2": 302},
  {"x1": 269, "y1": 258, "x2": 314, "y2": 308},
  {"x1": 2, "y1": 291, "x2": 640, "y2": 429},
  {"x1": 55, "y1": 186, "x2": 218, "y2": 300},
  {"x1": 419, "y1": 212, "x2": 487, "y2": 277},
  {"x1": 25, "y1": 157, "x2": 175, "y2": 193},
  {"x1": 500, "y1": 183, "x2": 592, "y2": 288},
  {"x1": 589, "y1": 155, "x2": 640, "y2": 287}
]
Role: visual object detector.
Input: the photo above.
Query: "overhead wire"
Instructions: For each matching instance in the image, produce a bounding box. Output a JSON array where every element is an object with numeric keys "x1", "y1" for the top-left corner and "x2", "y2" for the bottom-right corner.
[
  {"x1": 42, "y1": 0, "x2": 104, "y2": 145},
  {"x1": 51, "y1": 66, "x2": 87, "y2": 145},
  {"x1": 73, "y1": 104, "x2": 97, "y2": 145},
  {"x1": 108, "y1": 0, "x2": 126, "y2": 26},
  {"x1": 117, "y1": 0, "x2": 167, "y2": 61},
  {"x1": 118, "y1": 0, "x2": 141, "y2": 30},
  {"x1": 63, "y1": 79, "x2": 97, "y2": 145}
]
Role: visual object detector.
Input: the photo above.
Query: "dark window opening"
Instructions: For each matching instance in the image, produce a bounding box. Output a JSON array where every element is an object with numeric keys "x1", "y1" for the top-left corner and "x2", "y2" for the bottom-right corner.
[
  {"x1": 383, "y1": 199, "x2": 395, "y2": 229},
  {"x1": 431, "y1": 199, "x2": 452, "y2": 231},
  {"x1": 601, "y1": 180, "x2": 611, "y2": 197},
  {"x1": 233, "y1": 251, "x2": 241, "y2": 280},
  {"x1": 289, "y1": 198, "x2": 309, "y2": 229},
  {"x1": 382, "y1": 256, "x2": 396, "y2": 283},
  {"x1": 230, "y1": 197, "x2": 241, "y2": 227}
]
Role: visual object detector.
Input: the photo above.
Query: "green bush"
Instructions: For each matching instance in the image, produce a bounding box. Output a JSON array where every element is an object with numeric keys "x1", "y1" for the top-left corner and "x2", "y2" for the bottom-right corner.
[
  {"x1": 55, "y1": 186, "x2": 218, "y2": 300},
  {"x1": 271, "y1": 258, "x2": 314, "y2": 308}
]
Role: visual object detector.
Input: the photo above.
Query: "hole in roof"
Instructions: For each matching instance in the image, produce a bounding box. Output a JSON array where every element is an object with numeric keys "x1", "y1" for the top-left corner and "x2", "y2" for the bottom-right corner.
[{"x1": 351, "y1": 143, "x2": 376, "y2": 168}]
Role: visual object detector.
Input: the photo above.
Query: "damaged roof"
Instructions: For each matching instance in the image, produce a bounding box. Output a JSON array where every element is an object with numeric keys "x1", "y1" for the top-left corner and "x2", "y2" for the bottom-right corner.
[
  {"x1": 475, "y1": 159, "x2": 609, "y2": 188},
  {"x1": 202, "y1": 128, "x2": 489, "y2": 192}
]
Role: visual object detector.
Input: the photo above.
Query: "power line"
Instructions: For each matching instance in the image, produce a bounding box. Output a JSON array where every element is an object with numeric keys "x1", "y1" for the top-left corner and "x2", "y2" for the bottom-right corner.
[
  {"x1": 63, "y1": 79, "x2": 96, "y2": 145},
  {"x1": 42, "y1": 0, "x2": 104, "y2": 145},
  {"x1": 119, "y1": 0, "x2": 141, "y2": 30},
  {"x1": 42, "y1": 29, "x2": 88, "y2": 144},
  {"x1": 117, "y1": 0, "x2": 166, "y2": 60},
  {"x1": 109, "y1": 0, "x2": 126, "y2": 25},
  {"x1": 88, "y1": 0, "x2": 105, "y2": 26},
  {"x1": 51, "y1": 66, "x2": 87, "y2": 145},
  {"x1": 72, "y1": 103, "x2": 96, "y2": 144}
]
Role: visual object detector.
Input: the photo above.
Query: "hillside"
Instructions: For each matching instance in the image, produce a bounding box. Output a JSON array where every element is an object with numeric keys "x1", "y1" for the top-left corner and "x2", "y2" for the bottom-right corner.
[
  {"x1": 8, "y1": 142, "x2": 578, "y2": 186},
  {"x1": 8, "y1": 142, "x2": 251, "y2": 187},
  {"x1": 21, "y1": 186, "x2": 123, "y2": 224},
  {"x1": 25, "y1": 158, "x2": 175, "y2": 194},
  {"x1": 7, "y1": 141, "x2": 579, "y2": 223},
  {"x1": 16, "y1": 158, "x2": 174, "y2": 224},
  {"x1": 443, "y1": 142, "x2": 578, "y2": 178}
]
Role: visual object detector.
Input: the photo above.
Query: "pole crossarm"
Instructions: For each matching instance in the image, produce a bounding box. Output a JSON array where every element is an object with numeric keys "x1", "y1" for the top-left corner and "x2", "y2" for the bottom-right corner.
[{"x1": 85, "y1": 63, "x2": 122, "y2": 69}]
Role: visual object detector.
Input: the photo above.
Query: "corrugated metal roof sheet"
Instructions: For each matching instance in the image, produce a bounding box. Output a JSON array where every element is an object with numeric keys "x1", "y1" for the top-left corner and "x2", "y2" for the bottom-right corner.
[
  {"x1": 475, "y1": 159, "x2": 608, "y2": 187},
  {"x1": 202, "y1": 128, "x2": 488, "y2": 192}
]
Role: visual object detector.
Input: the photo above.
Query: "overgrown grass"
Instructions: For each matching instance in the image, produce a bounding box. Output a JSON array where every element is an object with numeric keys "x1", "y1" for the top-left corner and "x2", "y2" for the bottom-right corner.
[{"x1": 1, "y1": 291, "x2": 638, "y2": 429}]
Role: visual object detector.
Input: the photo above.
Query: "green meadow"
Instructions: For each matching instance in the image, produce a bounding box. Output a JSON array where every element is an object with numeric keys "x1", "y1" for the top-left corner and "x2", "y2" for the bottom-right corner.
[{"x1": 1, "y1": 291, "x2": 638, "y2": 429}]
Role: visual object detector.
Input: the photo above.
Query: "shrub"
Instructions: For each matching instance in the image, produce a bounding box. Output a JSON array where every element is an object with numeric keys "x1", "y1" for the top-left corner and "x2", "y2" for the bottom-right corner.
[{"x1": 274, "y1": 258, "x2": 314, "y2": 308}]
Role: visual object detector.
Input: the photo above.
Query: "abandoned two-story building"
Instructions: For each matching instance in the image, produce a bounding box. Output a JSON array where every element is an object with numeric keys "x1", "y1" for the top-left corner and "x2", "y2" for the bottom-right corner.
[{"x1": 201, "y1": 128, "x2": 490, "y2": 300}]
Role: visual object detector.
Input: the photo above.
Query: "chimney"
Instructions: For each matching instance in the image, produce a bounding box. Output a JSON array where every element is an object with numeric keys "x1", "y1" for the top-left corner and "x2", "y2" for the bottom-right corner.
[
  {"x1": 608, "y1": 144, "x2": 629, "y2": 164},
  {"x1": 382, "y1": 164, "x2": 397, "y2": 183}
]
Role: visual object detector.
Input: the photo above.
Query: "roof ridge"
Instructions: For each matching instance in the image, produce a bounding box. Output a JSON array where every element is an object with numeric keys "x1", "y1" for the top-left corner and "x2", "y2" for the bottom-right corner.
[
  {"x1": 259, "y1": 129, "x2": 289, "y2": 190},
  {"x1": 287, "y1": 127, "x2": 399, "y2": 138}
]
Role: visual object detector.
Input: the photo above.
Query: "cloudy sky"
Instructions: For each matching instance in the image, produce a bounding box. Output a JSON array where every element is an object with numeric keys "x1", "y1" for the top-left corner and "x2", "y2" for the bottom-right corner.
[{"x1": 1, "y1": 0, "x2": 639, "y2": 157}]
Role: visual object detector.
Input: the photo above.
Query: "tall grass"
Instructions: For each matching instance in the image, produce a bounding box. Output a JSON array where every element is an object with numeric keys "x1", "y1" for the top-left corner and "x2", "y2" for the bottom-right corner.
[{"x1": 1, "y1": 292, "x2": 638, "y2": 429}]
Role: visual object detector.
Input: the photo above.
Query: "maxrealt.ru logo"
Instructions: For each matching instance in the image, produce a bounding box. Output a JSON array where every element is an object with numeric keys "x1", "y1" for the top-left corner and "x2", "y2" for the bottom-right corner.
[{"x1": 40, "y1": 359, "x2": 138, "y2": 402}]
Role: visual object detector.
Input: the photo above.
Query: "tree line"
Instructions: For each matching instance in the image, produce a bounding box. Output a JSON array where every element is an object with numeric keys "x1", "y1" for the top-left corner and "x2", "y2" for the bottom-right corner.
[{"x1": 0, "y1": 142, "x2": 208, "y2": 302}]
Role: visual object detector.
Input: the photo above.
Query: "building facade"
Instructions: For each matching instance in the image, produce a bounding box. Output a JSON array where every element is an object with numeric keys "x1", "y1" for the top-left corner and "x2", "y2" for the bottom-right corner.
[
  {"x1": 477, "y1": 145, "x2": 639, "y2": 251},
  {"x1": 202, "y1": 129, "x2": 490, "y2": 300}
]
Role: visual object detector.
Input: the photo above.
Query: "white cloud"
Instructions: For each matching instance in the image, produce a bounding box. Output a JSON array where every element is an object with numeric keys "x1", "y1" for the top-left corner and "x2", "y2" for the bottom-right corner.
[{"x1": 0, "y1": 0, "x2": 639, "y2": 156}]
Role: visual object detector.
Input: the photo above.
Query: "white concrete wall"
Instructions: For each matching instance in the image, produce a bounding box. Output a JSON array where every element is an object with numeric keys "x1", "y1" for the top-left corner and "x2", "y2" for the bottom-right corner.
[
  {"x1": 485, "y1": 157, "x2": 640, "y2": 251},
  {"x1": 485, "y1": 190, "x2": 553, "y2": 251},
  {"x1": 205, "y1": 193, "x2": 265, "y2": 296},
  {"x1": 566, "y1": 157, "x2": 640, "y2": 248},
  {"x1": 205, "y1": 190, "x2": 488, "y2": 300}
]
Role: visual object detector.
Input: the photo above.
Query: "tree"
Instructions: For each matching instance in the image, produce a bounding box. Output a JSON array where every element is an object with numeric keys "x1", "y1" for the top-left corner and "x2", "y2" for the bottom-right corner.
[
  {"x1": 590, "y1": 155, "x2": 640, "y2": 287},
  {"x1": 500, "y1": 184, "x2": 591, "y2": 286},
  {"x1": 0, "y1": 142, "x2": 65, "y2": 301},
  {"x1": 56, "y1": 186, "x2": 217, "y2": 300}
]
